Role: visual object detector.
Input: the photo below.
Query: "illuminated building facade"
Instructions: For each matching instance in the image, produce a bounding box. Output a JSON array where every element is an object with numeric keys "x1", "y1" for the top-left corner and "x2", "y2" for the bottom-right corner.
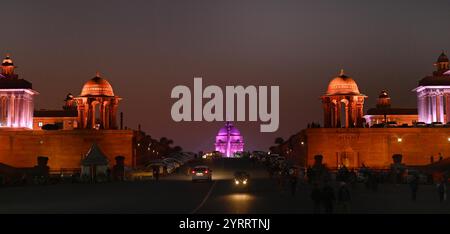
[
  {"x1": 0, "y1": 54, "x2": 134, "y2": 171},
  {"x1": 321, "y1": 69, "x2": 367, "y2": 128},
  {"x1": 414, "y1": 52, "x2": 450, "y2": 124},
  {"x1": 290, "y1": 53, "x2": 450, "y2": 169},
  {"x1": 215, "y1": 122, "x2": 244, "y2": 157},
  {"x1": 0, "y1": 55, "x2": 38, "y2": 129},
  {"x1": 364, "y1": 90, "x2": 418, "y2": 127},
  {"x1": 75, "y1": 73, "x2": 121, "y2": 130}
]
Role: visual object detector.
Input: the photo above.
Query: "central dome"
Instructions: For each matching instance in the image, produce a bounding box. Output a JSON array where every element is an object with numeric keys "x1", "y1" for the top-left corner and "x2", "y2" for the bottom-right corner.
[
  {"x1": 437, "y1": 52, "x2": 449, "y2": 63},
  {"x1": 326, "y1": 70, "x2": 360, "y2": 95},
  {"x1": 80, "y1": 73, "x2": 115, "y2": 97},
  {"x1": 218, "y1": 122, "x2": 241, "y2": 136}
]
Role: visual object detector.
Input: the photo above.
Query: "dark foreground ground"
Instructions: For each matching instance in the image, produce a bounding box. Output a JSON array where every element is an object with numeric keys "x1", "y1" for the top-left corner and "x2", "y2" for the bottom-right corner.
[{"x1": 1, "y1": 158, "x2": 449, "y2": 214}]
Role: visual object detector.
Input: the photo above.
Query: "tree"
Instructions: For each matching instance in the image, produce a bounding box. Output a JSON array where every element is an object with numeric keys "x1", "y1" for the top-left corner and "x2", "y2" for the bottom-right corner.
[
  {"x1": 173, "y1": 146, "x2": 183, "y2": 152},
  {"x1": 274, "y1": 137, "x2": 284, "y2": 145}
]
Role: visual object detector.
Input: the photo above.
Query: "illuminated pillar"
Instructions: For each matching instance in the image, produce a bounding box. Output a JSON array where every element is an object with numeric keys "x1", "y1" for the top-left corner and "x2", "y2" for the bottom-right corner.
[
  {"x1": 446, "y1": 94, "x2": 450, "y2": 123},
  {"x1": 322, "y1": 99, "x2": 331, "y2": 128},
  {"x1": 111, "y1": 99, "x2": 119, "y2": 129},
  {"x1": 336, "y1": 101, "x2": 341, "y2": 128},
  {"x1": 99, "y1": 102, "x2": 104, "y2": 129},
  {"x1": 430, "y1": 95, "x2": 436, "y2": 122},
  {"x1": 9, "y1": 95, "x2": 15, "y2": 127},
  {"x1": 344, "y1": 102, "x2": 349, "y2": 128},
  {"x1": 91, "y1": 102, "x2": 96, "y2": 129}
]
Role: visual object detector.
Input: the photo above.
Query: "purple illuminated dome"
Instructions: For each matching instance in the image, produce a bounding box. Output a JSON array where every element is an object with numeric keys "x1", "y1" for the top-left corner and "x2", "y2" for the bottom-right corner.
[{"x1": 215, "y1": 122, "x2": 244, "y2": 157}]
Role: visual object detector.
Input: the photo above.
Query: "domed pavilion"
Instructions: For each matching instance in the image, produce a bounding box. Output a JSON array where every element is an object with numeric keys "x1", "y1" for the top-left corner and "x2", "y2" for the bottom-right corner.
[
  {"x1": 215, "y1": 122, "x2": 244, "y2": 157},
  {"x1": 74, "y1": 72, "x2": 121, "y2": 129},
  {"x1": 321, "y1": 69, "x2": 367, "y2": 128}
]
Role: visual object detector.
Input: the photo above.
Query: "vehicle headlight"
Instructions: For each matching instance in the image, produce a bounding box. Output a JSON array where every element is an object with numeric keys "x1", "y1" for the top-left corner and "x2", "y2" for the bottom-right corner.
[
  {"x1": 235, "y1": 180, "x2": 239, "y2": 185},
  {"x1": 243, "y1": 180, "x2": 247, "y2": 185}
]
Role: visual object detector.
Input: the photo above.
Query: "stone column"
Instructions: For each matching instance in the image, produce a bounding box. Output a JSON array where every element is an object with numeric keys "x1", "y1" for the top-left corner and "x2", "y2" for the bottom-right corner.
[
  {"x1": 446, "y1": 94, "x2": 450, "y2": 124},
  {"x1": 436, "y1": 94, "x2": 441, "y2": 122},
  {"x1": 111, "y1": 100, "x2": 118, "y2": 129},
  {"x1": 99, "y1": 102, "x2": 105, "y2": 129},
  {"x1": 431, "y1": 95, "x2": 437, "y2": 122},
  {"x1": 356, "y1": 104, "x2": 364, "y2": 127},
  {"x1": 344, "y1": 102, "x2": 349, "y2": 128},
  {"x1": 0, "y1": 97, "x2": 5, "y2": 126},
  {"x1": 104, "y1": 104, "x2": 110, "y2": 129},
  {"x1": 77, "y1": 103, "x2": 85, "y2": 129},
  {"x1": 9, "y1": 95, "x2": 15, "y2": 127},
  {"x1": 336, "y1": 101, "x2": 341, "y2": 128},
  {"x1": 91, "y1": 103, "x2": 96, "y2": 129}
]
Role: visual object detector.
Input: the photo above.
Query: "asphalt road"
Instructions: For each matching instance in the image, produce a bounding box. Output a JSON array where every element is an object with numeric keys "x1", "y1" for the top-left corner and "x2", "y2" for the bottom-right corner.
[{"x1": 1, "y1": 158, "x2": 450, "y2": 214}]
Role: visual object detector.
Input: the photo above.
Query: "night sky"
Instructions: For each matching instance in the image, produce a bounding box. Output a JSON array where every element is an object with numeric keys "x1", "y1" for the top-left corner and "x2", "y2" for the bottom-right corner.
[{"x1": 2, "y1": 0, "x2": 450, "y2": 152}]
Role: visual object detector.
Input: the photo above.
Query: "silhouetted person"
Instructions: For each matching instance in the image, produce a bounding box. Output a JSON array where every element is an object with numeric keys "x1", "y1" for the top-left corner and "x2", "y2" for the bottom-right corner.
[
  {"x1": 430, "y1": 156, "x2": 434, "y2": 164},
  {"x1": 322, "y1": 182, "x2": 336, "y2": 214},
  {"x1": 337, "y1": 182, "x2": 351, "y2": 213},
  {"x1": 438, "y1": 180, "x2": 447, "y2": 202},
  {"x1": 289, "y1": 173, "x2": 298, "y2": 196},
  {"x1": 410, "y1": 174, "x2": 419, "y2": 201},
  {"x1": 153, "y1": 167, "x2": 160, "y2": 181},
  {"x1": 311, "y1": 183, "x2": 322, "y2": 213}
]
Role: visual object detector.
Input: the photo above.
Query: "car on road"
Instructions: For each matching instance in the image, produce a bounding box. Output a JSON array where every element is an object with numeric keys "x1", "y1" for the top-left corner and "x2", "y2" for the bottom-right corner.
[
  {"x1": 191, "y1": 165, "x2": 212, "y2": 182},
  {"x1": 233, "y1": 171, "x2": 250, "y2": 187}
]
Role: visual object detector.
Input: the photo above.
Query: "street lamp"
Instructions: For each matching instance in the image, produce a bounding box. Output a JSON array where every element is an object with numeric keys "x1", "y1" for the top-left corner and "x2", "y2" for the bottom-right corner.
[{"x1": 397, "y1": 138, "x2": 402, "y2": 143}]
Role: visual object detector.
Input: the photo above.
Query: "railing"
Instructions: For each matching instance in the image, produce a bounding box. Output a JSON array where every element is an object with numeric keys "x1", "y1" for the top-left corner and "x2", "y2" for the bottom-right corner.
[{"x1": 49, "y1": 168, "x2": 81, "y2": 176}]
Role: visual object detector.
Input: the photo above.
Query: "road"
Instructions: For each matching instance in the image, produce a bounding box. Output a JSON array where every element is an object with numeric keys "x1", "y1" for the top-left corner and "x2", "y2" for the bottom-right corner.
[{"x1": 0, "y1": 158, "x2": 450, "y2": 213}]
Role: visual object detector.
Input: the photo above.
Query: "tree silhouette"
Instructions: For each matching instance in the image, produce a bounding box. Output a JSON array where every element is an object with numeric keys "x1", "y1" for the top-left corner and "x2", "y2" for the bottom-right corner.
[{"x1": 274, "y1": 137, "x2": 284, "y2": 145}]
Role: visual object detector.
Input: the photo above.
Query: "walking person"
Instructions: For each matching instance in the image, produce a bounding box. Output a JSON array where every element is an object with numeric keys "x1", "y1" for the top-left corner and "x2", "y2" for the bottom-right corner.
[
  {"x1": 311, "y1": 182, "x2": 322, "y2": 214},
  {"x1": 153, "y1": 166, "x2": 160, "y2": 181},
  {"x1": 289, "y1": 168, "x2": 299, "y2": 196},
  {"x1": 337, "y1": 182, "x2": 351, "y2": 213},
  {"x1": 438, "y1": 179, "x2": 447, "y2": 202},
  {"x1": 409, "y1": 174, "x2": 419, "y2": 201}
]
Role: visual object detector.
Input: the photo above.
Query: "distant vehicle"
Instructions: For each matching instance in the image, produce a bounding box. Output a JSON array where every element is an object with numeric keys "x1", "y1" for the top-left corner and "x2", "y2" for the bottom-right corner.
[
  {"x1": 371, "y1": 123, "x2": 385, "y2": 128},
  {"x1": 234, "y1": 171, "x2": 250, "y2": 187},
  {"x1": 415, "y1": 122, "x2": 426, "y2": 127},
  {"x1": 203, "y1": 151, "x2": 222, "y2": 159},
  {"x1": 191, "y1": 165, "x2": 212, "y2": 182},
  {"x1": 386, "y1": 121, "x2": 398, "y2": 127},
  {"x1": 431, "y1": 122, "x2": 444, "y2": 127}
]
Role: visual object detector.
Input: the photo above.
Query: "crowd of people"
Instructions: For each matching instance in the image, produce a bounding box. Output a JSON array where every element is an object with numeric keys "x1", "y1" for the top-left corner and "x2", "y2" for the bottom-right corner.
[{"x1": 262, "y1": 157, "x2": 449, "y2": 214}]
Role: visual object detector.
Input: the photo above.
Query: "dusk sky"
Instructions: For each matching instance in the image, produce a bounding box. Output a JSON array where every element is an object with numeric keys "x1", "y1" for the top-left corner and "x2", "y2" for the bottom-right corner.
[{"x1": 3, "y1": 0, "x2": 450, "y2": 152}]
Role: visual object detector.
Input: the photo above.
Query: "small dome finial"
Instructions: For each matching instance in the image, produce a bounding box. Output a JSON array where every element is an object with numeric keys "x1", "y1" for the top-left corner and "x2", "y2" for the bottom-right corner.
[
  {"x1": 339, "y1": 69, "x2": 345, "y2": 76},
  {"x1": 95, "y1": 71, "x2": 101, "y2": 77}
]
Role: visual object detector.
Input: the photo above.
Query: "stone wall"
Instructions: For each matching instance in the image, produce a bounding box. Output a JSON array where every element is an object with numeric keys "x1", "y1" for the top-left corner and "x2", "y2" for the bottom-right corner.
[
  {"x1": 300, "y1": 128, "x2": 450, "y2": 169},
  {"x1": 0, "y1": 129, "x2": 134, "y2": 170}
]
